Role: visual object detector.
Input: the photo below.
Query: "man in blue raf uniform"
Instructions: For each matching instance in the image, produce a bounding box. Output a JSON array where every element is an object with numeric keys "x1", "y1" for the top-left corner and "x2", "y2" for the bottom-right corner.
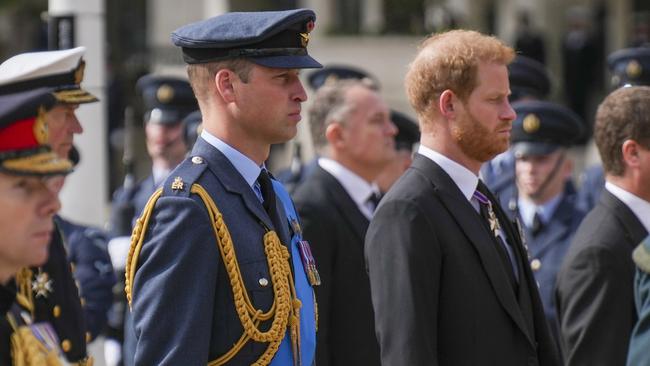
[
  {"x1": 125, "y1": 9, "x2": 321, "y2": 365},
  {"x1": 577, "y1": 47, "x2": 650, "y2": 213},
  {"x1": 107, "y1": 74, "x2": 197, "y2": 366},
  {"x1": 110, "y1": 75, "x2": 197, "y2": 237},
  {"x1": 497, "y1": 100, "x2": 585, "y2": 346},
  {"x1": 0, "y1": 47, "x2": 109, "y2": 365}
]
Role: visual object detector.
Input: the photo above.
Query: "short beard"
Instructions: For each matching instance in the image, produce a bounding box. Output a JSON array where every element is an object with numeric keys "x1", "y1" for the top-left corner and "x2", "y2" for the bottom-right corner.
[{"x1": 452, "y1": 110, "x2": 510, "y2": 163}]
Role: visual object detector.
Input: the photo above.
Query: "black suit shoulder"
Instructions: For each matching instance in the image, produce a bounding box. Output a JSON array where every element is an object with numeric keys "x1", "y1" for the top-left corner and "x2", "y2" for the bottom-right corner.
[{"x1": 556, "y1": 190, "x2": 648, "y2": 366}]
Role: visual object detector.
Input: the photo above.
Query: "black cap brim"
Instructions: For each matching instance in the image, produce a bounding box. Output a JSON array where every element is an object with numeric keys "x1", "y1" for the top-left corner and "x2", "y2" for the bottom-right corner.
[
  {"x1": 249, "y1": 54, "x2": 322, "y2": 69},
  {"x1": 513, "y1": 142, "x2": 559, "y2": 157}
]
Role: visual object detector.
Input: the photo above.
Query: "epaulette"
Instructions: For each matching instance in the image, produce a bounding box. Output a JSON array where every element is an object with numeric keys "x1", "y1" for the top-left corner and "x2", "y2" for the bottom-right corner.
[
  {"x1": 125, "y1": 154, "x2": 208, "y2": 308},
  {"x1": 161, "y1": 155, "x2": 209, "y2": 198},
  {"x1": 633, "y1": 236, "x2": 650, "y2": 274}
]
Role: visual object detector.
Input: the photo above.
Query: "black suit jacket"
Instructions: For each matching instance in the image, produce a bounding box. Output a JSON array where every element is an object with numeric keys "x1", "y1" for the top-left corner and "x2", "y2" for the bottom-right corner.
[
  {"x1": 556, "y1": 189, "x2": 648, "y2": 366},
  {"x1": 365, "y1": 154, "x2": 560, "y2": 366},
  {"x1": 293, "y1": 165, "x2": 380, "y2": 366}
]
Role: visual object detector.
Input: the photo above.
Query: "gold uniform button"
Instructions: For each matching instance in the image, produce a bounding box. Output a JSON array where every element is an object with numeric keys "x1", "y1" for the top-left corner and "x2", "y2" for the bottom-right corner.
[
  {"x1": 191, "y1": 156, "x2": 204, "y2": 165},
  {"x1": 70, "y1": 263, "x2": 76, "y2": 273},
  {"x1": 258, "y1": 278, "x2": 269, "y2": 287},
  {"x1": 53, "y1": 305, "x2": 61, "y2": 318},
  {"x1": 86, "y1": 332, "x2": 92, "y2": 343},
  {"x1": 61, "y1": 339, "x2": 71, "y2": 352},
  {"x1": 531, "y1": 259, "x2": 542, "y2": 271},
  {"x1": 80, "y1": 297, "x2": 86, "y2": 306}
]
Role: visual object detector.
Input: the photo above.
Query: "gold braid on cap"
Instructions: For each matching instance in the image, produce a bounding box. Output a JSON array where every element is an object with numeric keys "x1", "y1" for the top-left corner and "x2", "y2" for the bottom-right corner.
[{"x1": 125, "y1": 184, "x2": 301, "y2": 366}]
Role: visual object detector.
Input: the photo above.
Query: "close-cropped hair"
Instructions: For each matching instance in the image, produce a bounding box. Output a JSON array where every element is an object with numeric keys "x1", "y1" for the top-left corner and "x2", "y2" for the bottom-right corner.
[
  {"x1": 308, "y1": 79, "x2": 378, "y2": 151},
  {"x1": 405, "y1": 29, "x2": 515, "y2": 119},
  {"x1": 594, "y1": 85, "x2": 650, "y2": 176},
  {"x1": 186, "y1": 58, "x2": 253, "y2": 105}
]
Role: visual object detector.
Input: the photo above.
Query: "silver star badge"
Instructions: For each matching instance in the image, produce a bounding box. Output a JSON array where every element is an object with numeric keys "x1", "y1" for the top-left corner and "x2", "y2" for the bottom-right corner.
[{"x1": 32, "y1": 270, "x2": 53, "y2": 298}]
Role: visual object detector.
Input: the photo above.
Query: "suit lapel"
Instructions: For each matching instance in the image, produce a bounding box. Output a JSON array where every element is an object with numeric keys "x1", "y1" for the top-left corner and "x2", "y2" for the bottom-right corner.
[
  {"x1": 314, "y1": 166, "x2": 369, "y2": 243},
  {"x1": 412, "y1": 155, "x2": 535, "y2": 347}
]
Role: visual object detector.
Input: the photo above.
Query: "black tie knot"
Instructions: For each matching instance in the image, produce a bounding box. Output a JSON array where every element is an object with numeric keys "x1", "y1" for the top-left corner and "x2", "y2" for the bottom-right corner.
[
  {"x1": 257, "y1": 169, "x2": 275, "y2": 213},
  {"x1": 367, "y1": 191, "x2": 382, "y2": 212}
]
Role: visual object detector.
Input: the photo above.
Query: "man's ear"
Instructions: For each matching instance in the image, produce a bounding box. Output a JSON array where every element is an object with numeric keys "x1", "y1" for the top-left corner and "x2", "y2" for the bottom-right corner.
[
  {"x1": 325, "y1": 122, "x2": 346, "y2": 150},
  {"x1": 622, "y1": 139, "x2": 642, "y2": 168},
  {"x1": 438, "y1": 89, "x2": 457, "y2": 119},
  {"x1": 215, "y1": 69, "x2": 236, "y2": 103}
]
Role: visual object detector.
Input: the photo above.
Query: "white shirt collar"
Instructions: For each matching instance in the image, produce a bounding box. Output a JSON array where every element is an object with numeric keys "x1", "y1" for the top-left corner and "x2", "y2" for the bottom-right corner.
[
  {"x1": 517, "y1": 193, "x2": 563, "y2": 228},
  {"x1": 318, "y1": 157, "x2": 379, "y2": 219},
  {"x1": 605, "y1": 181, "x2": 650, "y2": 233},
  {"x1": 417, "y1": 145, "x2": 479, "y2": 202},
  {"x1": 200, "y1": 130, "x2": 262, "y2": 188}
]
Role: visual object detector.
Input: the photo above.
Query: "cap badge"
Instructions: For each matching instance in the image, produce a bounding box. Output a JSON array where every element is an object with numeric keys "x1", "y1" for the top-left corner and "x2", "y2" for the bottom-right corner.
[
  {"x1": 523, "y1": 113, "x2": 541, "y2": 134},
  {"x1": 33, "y1": 106, "x2": 49, "y2": 144},
  {"x1": 626, "y1": 60, "x2": 642, "y2": 79},
  {"x1": 157, "y1": 84, "x2": 174, "y2": 104},
  {"x1": 324, "y1": 74, "x2": 339, "y2": 87},
  {"x1": 74, "y1": 60, "x2": 86, "y2": 85},
  {"x1": 300, "y1": 32, "x2": 310, "y2": 48}
]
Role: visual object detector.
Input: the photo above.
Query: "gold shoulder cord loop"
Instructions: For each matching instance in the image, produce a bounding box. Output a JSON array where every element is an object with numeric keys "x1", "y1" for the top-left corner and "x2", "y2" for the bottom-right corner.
[
  {"x1": 125, "y1": 184, "x2": 301, "y2": 366},
  {"x1": 15, "y1": 267, "x2": 35, "y2": 316}
]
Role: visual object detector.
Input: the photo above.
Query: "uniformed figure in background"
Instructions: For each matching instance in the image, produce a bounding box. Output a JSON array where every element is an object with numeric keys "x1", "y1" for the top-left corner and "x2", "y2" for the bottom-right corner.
[
  {"x1": 497, "y1": 100, "x2": 585, "y2": 347},
  {"x1": 106, "y1": 75, "x2": 197, "y2": 366},
  {"x1": 55, "y1": 146, "x2": 115, "y2": 342},
  {"x1": 126, "y1": 9, "x2": 322, "y2": 365},
  {"x1": 629, "y1": 235, "x2": 650, "y2": 366},
  {"x1": 293, "y1": 79, "x2": 397, "y2": 366},
  {"x1": 556, "y1": 86, "x2": 650, "y2": 366},
  {"x1": 0, "y1": 88, "x2": 73, "y2": 366},
  {"x1": 577, "y1": 47, "x2": 650, "y2": 213},
  {"x1": 0, "y1": 47, "x2": 114, "y2": 365},
  {"x1": 481, "y1": 55, "x2": 551, "y2": 196}
]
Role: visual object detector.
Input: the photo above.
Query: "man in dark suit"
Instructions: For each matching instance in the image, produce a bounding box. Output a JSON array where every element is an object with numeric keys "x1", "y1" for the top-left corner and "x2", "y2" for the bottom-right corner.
[
  {"x1": 293, "y1": 79, "x2": 397, "y2": 366},
  {"x1": 576, "y1": 47, "x2": 650, "y2": 213},
  {"x1": 126, "y1": 9, "x2": 322, "y2": 365},
  {"x1": 497, "y1": 100, "x2": 586, "y2": 347},
  {"x1": 556, "y1": 85, "x2": 650, "y2": 365},
  {"x1": 365, "y1": 29, "x2": 560, "y2": 366}
]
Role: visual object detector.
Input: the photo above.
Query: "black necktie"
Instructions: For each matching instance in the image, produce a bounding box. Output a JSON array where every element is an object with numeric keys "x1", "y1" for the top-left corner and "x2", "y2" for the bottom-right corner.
[
  {"x1": 367, "y1": 191, "x2": 382, "y2": 213},
  {"x1": 532, "y1": 212, "x2": 543, "y2": 237},
  {"x1": 257, "y1": 169, "x2": 283, "y2": 232},
  {"x1": 474, "y1": 181, "x2": 518, "y2": 289}
]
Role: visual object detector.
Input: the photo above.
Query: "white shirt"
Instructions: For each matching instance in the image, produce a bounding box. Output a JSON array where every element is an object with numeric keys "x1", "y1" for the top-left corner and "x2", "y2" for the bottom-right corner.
[
  {"x1": 605, "y1": 181, "x2": 650, "y2": 233},
  {"x1": 418, "y1": 145, "x2": 479, "y2": 206},
  {"x1": 418, "y1": 145, "x2": 518, "y2": 278},
  {"x1": 517, "y1": 194, "x2": 563, "y2": 229},
  {"x1": 318, "y1": 158, "x2": 380, "y2": 220}
]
